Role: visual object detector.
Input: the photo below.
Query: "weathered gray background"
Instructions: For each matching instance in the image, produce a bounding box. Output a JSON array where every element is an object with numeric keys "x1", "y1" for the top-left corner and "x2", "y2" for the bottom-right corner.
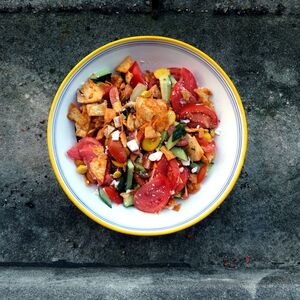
[{"x1": 0, "y1": 0, "x2": 299, "y2": 299}]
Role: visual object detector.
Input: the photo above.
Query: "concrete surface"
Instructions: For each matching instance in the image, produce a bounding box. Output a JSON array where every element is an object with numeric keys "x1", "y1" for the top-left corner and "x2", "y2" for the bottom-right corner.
[
  {"x1": 0, "y1": 267, "x2": 299, "y2": 299},
  {"x1": 0, "y1": 0, "x2": 299, "y2": 15},
  {"x1": 0, "y1": 1, "x2": 299, "y2": 298}
]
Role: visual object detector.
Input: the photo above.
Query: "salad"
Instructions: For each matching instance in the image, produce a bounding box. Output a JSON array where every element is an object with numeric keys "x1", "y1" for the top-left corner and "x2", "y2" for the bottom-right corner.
[{"x1": 66, "y1": 56, "x2": 219, "y2": 213}]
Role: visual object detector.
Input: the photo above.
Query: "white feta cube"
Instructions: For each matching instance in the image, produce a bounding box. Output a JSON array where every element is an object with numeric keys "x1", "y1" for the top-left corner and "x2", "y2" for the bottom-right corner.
[
  {"x1": 111, "y1": 130, "x2": 120, "y2": 141},
  {"x1": 127, "y1": 139, "x2": 139, "y2": 152},
  {"x1": 148, "y1": 151, "x2": 163, "y2": 162}
]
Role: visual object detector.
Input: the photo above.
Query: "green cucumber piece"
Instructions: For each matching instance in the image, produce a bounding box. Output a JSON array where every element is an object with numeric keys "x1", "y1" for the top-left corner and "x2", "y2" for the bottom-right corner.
[
  {"x1": 157, "y1": 130, "x2": 168, "y2": 149},
  {"x1": 169, "y1": 75, "x2": 177, "y2": 87},
  {"x1": 134, "y1": 162, "x2": 146, "y2": 173},
  {"x1": 172, "y1": 124, "x2": 186, "y2": 141},
  {"x1": 126, "y1": 159, "x2": 134, "y2": 190},
  {"x1": 166, "y1": 135, "x2": 178, "y2": 150},
  {"x1": 171, "y1": 147, "x2": 188, "y2": 161},
  {"x1": 189, "y1": 162, "x2": 203, "y2": 173},
  {"x1": 166, "y1": 124, "x2": 186, "y2": 150},
  {"x1": 89, "y1": 68, "x2": 112, "y2": 83},
  {"x1": 123, "y1": 194, "x2": 134, "y2": 207},
  {"x1": 159, "y1": 75, "x2": 172, "y2": 101},
  {"x1": 117, "y1": 175, "x2": 127, "y2": 193},
  {"x1": 98, "y1": 187, "x2": 112, "y2": 208}
]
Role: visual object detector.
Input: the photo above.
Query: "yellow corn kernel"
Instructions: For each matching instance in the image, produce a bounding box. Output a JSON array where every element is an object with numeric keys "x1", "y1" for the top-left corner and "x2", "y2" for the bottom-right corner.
[
  {"x1": 142, "y1": 137, "x2": 161, "y2": 152},
  {"x1": 203, "y1": 132, "x2": 212, "y2": 141},
  {"x1": 112, "y1": 160, "x2": 126, "y2": 168},
  {"x1": 154, "y1": 68, "x2": 170, "y2": 79},
  {"x1": 76, "y1": 165, "x2": 88, "y2": 175},
  {"x1": 141, "y1": 90, "x2": 151, "y2": 98},
  {"x1": 112, "y1": 170, "x2": 122, "y2": 179},
  {"x1": 167, "y1": 110, "x2": 176, "y2": 125}
]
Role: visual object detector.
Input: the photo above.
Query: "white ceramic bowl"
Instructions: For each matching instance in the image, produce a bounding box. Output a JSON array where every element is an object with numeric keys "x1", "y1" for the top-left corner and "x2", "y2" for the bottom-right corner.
[{"x1": 47, "y1": 36, "x2": 247, "y2": 236}]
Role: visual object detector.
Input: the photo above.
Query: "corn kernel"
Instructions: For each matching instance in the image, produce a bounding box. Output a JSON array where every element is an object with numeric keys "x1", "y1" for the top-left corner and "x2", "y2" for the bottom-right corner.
[
  {"x1": 141, "y1": 90, "x2": 151, "y2": 98},
  {"x1": 154, "y1": 68, "x2": 170, "y2": 79},
  {"x1": 203, "y1": 133, "x2": 212, "y2": 141},
  {"x1": 112, "y1": 170, "x2": 122, "y2": 179},
  {"x1": 167, "y1": 110, "x2": 176, "y2": 125},
  {"x1": 76, "y1": 165, "x2": 88, "y2": 174}
]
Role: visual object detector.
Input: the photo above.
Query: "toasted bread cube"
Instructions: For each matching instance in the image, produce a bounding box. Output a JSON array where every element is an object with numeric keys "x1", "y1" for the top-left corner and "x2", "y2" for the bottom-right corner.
[
  {"x1": 77, "y1": 79, "x2": 104, "y2": 104},
  {"x1": 86, "y1": 102, "x2": 107, "y2": 117},
  {"x1": 115, "y1": 56, "x2": 134, "y2": 73}
]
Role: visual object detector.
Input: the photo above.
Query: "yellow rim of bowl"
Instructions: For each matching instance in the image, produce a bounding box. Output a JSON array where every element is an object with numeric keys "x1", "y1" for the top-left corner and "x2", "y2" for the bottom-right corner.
[{"x1": 47, "y1": 36, "x2": 248, "y2": 236}]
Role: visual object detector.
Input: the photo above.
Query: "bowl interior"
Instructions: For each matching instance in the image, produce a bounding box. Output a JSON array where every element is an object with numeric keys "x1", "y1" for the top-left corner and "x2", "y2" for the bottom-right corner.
[{"x1": 50, "y1": 38, "x2": 245, "y2": 234}]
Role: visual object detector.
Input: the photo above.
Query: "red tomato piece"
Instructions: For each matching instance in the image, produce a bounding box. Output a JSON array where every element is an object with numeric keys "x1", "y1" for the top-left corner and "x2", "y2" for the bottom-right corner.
[
  {"x1": 197, "y1": 164, "x2": 208, "y2": 184},
  {"x1": 129, "y1": 62, "x2": 146, "y2": 88},
  {"x1": 134, "y1": 175, "x2": 171, "y2": 213},
  {"x1": 107, "y1": 137, "x2": 128, "y2": 163},
  {"x1": 170, "y1": 82, "x2": 184, "y2": 114},
  {"x1": 109, "y1": 86, "x2": 120, "y2": 105},
  {"x1": 170, "y1": 82, "x2": 198, "y2": 114},
  {"x1": 79, "y1": 144, "x2": 98, "y2": 164},
  {"x1": 168, "y1": 67, "x2": 182, "y2": 81},
  {"x1": 180, "y1": 68, "x2": 197, "y2": 94},
  {"x1": 67, "y1": 143, "x2": 81, "y2": 160},
  {"x1": 67, "y1": 137, "x2": 100, "y2": 161},
  {"x1": 197, "y1": 138, "x2": 216, "y2": 156},
  {"x1": 175, "y1": 167, "x2": 190, "y2": 194},
  {"x1": 152, "y1": 155, "x2": 168, "y2": 178},
  {"x1": 180, "y1": 104, "x2": 219, "y2": 129},
  {"x1": 103, "y1": 85, "x2": 113, "y2": 100},
  {"x1": 103, "y1": 186, "x2": 123, "y2": 204},
  {"x1": 148, "y1": 76, "x2": 159, "y2": 89},
  {"x1": 167, "y1": 159, "x2": 180, "y2": 191}
]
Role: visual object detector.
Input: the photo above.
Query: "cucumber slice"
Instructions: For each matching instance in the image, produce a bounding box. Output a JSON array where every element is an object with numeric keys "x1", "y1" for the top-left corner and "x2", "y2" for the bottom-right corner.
[
  {"x1": 169, "y1": 75, "x2": 177, "y2": 87},
  {"x1": 166, "y1": 124, "x2": 186, "y2": 150},
  {"x1": 172, "y1": 124, "x2": 186, "y2": 141},
  {"x1": 171, "y1": 147, "x2": 188, "y2": 161},
  {"x1": 134, "y1": 162, "x2": 146, "y2": 173},
  {"x1": 159, "y1": 75, "x2": 172, "y2": 101},
  {"x1": 89, "y1": 68, "x2": 112, "y2": 83},
  {"x1": 189, "y1": 162, "x2": 203, "y2": 173},
  {"x1": 98, "y1": 187, "x2": 112, "y2": 208},
  {"x1": 166, "y1": 135, "x2": 179, "y2": 150},
  {"x1": 126, "y1": 159, "x2": 134, "y2": 190},
  {"x1": 117, "y1": 175, "x2": 126, "y2": 193},
  {"x1": 123, "y1": 194, "x2": 134, "y2": 207},
  {"x1": 157, "y1": 130, "x2": 168, "y2": 149}
]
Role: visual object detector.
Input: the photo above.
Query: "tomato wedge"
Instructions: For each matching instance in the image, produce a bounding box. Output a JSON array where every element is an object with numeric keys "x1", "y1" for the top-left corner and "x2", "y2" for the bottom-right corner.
[
  {"x1": 168, "y1": 67, "x2": 181, "y2": 81},
  {"x1": 134, "y1": 175, "x2": 171, "y2": 213},
  {"x1": 180, "y1": 68, "x2": 197, "y2": 94},
  {"x1": 107, "y1": 137, "x2": 128, "y2": 163},
  {"x1": 67, "y1": 137, "x2": 100, "y2": 161},
  {"x1": 197, "y1": 138, "x2": 216, "y2": 156},
  {"x1": 129, "y1": 62, "x2": 146, "y2": 88},
  {"x1": 152, "y1": 155, "x2": 168, "y2": 178},
  {"x1": 167, "y1": 159, "x2": 180, "y2": 191},
  {"x1": 103, "y1": 85, "x2": 113, "y2": 100},
  {"x1": 170, "y1": 82, "x2": 198, "y2": 114},
  {"x1": 103, "y1": 186, "x2": 123, "y2": 204},
  {"x1": 180, "y1": 104, "x2": 219, "y2": 129},
  {"x1": 175, "y1": 167, "x2": 190, "y2": 194},
  {"x1": 197, "y1": 164, "x2": 208, "y2": 184}
]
